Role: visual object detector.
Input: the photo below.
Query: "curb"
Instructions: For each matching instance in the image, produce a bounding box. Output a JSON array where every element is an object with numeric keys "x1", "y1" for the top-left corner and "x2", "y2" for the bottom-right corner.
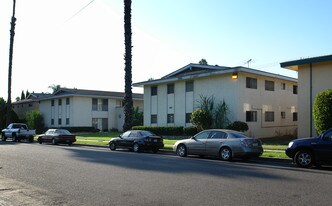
[{"x1": 74, "y1": 143, "x2": 290, "y2": 163}]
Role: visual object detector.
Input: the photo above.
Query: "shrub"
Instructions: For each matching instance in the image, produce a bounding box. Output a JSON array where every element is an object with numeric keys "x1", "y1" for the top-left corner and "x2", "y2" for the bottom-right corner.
[
  {"x1": 226, "y1": 121, "x2": 249, "y2": 132},
  {"x1": 25, "y1": 110, "x2": 44, "y2": 134},
  {"x1": 132, "y1": 126, "x2": 183, "y2": 136},
  {"x1": 313, "y1": 89, "x2": 332, "y2": 134},
  {"x1": 183, "y1": 126, "x2": 197, "y2": 136},
  {"x1": 190, "y1": 109, "x2": 212, "y2": 131}
]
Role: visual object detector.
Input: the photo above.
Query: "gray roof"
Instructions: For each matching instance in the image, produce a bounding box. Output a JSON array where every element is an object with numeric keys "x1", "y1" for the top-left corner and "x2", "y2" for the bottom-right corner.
[
  {"x1": 281, "y1": 54, "x2": 332, "y2": 67},
  {"x1": 133, "y1": 63, "x2": 297, "y2": 87}
]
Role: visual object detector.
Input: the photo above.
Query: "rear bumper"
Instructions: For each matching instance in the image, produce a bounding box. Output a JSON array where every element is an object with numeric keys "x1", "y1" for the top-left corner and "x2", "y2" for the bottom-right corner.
[{"x1": 139, "y1": 143, "x2": 164, "y2": 150}]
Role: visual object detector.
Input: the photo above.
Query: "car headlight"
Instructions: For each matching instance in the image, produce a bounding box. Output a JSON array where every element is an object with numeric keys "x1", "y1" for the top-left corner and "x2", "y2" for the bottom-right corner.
[{"x1": 288, "y1": 141, "x2": 294, "y2": 148}]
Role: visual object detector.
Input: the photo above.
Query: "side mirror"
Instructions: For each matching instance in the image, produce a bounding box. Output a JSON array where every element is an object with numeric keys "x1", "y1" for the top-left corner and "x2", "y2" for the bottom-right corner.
[
  {"x1": 119, "y1": 135, "x2": 123, "y2": 139},
  {"x1": 191, "y1": 136, "x2": 196, "y2": 140}
]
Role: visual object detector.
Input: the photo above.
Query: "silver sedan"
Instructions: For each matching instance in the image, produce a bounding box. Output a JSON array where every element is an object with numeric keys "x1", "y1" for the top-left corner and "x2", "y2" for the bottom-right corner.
[{"x1": 173, "y1": 129, "x2": 263, "y2": 161}]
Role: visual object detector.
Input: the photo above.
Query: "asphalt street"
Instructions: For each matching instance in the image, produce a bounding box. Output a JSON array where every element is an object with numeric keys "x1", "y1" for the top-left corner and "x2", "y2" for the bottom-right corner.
[{"x1": 1, "y1": 141, "x2": 332, "y2": 206}]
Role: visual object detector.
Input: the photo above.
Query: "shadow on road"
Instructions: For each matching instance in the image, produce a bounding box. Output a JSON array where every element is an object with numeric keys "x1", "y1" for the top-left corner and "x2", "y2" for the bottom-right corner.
[{"x1": 55, "y1": 145, "x2": 331, "y2": 181}]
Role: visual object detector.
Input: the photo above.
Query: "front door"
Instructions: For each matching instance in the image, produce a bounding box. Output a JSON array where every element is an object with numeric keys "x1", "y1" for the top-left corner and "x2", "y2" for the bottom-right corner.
[{"x1": 186, "y1": 131, "x2": 210, "y2": 155}]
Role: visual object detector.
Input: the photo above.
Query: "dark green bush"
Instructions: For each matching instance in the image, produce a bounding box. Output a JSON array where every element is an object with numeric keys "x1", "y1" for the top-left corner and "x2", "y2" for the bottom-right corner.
[
  {"x1": 25, "y1": 110, "x2": 44, "y2": 134},
  {"x1": 226, "y1": 121, "x2": 249, "y2": 132},
  {"x1": 183, "y1": 126, "x2": 198, "y2": 136},
  {"x1": 313, "y1": 89, "x2": 332, "y2": 134},
  {"x1": 132, "y1": 126, "x2": 184, "y2": 136}
]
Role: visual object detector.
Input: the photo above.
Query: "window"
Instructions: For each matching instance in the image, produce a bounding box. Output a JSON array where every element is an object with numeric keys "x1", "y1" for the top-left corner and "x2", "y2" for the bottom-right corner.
[
  {"x1": 246, "y1": 77, "x2": 257, "y2": 89},
  {"x1": 167, "y1": 114, "x2": 174, "y2": 123},
  {"x1": 92, "y1": 98, "x2": 98, "y2": 111},
  {"x1": 58, "y1": 118, "x2": 62, "y2": 125},
  {"x1": 185, "y1": 81, "x2": 194, "y2": 92},
  {"x1": 51, "y1": 119, "x2": 54, "y2": 125},
  {"x1": 293, "y1": 85, "x2": 298, "y2": 94},
  {"x1": 102, "y1": 99, "x2": 108, "y2": 111},
  {"x1": 58, "y1": 99, "x2": 62, "y2": 106},
  {"x1": 246, "y1": 111, "x2": 257, "y2": 122},
  {"x1": 281, "y1": 112, "x2": 286, "y2": 119},
  {"x1": 51, "y1": 100, "x2": 54, "y2": 106},
  {"x1": 167, "y1": 84, "x2": 174, "y2": 94},
  {"x1": 281, "y1": 83, "x2": 286, "y2": 90},
  {"x1": 265, "y1": 112, "x2": 274, "y2": 122},
  {"x1": 151, "y1": 114, "x2": 157, "y2": 124},
  {"x1": 210, "y1": 131, "x2": 227, "y2": 139},
  {"x1": 66, "y1": 98, "x2": 70, "y2": 105},
  {"x1": 66, "y1": 118, "x2": 70, "y2": 125},
  {"x1": 265, "y1": 80, "x2": 275, "y2": 91},
  {"x1": 151, "y1": 86, "x2": 158, "y2": 96},
  {"x1": 194, "y1": 131, "x2": 210, "y2": 140},
  {"x1": 185, "y1": 113, "x2": 192, "y2": 123},
  {"x1": 293, "y1": 112, "x2": 298, "y2": 121}
]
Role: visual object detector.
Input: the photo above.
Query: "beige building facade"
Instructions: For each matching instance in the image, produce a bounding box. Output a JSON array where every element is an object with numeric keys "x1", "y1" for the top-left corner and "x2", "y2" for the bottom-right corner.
[
  {"x1": 281, "y1": 54, "x2": 332, "y2": 138},
  {"x1": 134, "y1": 64, "x2": 298, "y2": 138},
  {"x1": 13, "y1": 88, "x2": 143, "y2": 132}
]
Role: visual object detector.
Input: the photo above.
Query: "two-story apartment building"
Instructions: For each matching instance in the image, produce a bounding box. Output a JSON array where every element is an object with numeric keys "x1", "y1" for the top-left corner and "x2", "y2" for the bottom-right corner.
[
  {"x1": 281, "y1": 54, "x2": 332, "y2": 138},
  {"x1": 133, "y1": 64, "x2": 298, "y2": 138},
  {"x1": 13, "y1": 88, "x2": 143, "y2": 132}
]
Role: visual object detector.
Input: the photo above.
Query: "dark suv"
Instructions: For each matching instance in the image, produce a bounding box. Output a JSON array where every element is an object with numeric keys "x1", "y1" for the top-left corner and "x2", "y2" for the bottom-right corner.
[{"x1": 285, "y1": 128, "x2": 332, "y2": 168}]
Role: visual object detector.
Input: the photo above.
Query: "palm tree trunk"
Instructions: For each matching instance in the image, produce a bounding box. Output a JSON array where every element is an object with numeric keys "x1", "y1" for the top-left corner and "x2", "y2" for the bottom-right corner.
[
  {"x1": 123, "y1": 0, "x2": 133, "y2": 131},
  {"x1": 6, "y1": 0, "x2": 17, "y2": 125}
]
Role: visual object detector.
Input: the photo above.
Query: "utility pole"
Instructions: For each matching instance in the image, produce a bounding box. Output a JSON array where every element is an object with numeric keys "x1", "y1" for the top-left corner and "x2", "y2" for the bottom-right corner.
[{"x1": 6, "y1": 0, "x2": 17, "y2": 125}]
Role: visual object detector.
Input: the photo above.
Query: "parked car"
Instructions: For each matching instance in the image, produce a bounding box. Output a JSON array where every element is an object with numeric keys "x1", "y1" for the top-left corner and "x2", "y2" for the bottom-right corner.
[
  {"x1": 173, "y1": 129, "x2": 263, "y2": 161},
  {"x1": 109, "y1": 130, "x2": 164, "y2": 153},
  {"x1": 1, "y1": 123, "x2": 35, "y2": 142},
  {"x1": 37, "y1": 129, "x2": 76, "y2": 145},
  {"x1": 285, "y1": 128, "x2": 332, "y2": 168}
]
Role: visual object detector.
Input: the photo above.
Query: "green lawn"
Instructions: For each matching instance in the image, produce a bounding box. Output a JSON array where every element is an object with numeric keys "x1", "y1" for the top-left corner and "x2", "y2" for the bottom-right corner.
[{"x1": 73, "y1": 133, "x2": 293, "y2": 159}]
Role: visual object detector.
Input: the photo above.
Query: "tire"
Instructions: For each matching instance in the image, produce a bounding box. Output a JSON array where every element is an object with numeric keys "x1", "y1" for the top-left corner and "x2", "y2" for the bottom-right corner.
[
  {"x1": 12, "y1": 133, "x2": 17, "y2": 142},
  {"x1": 176, "y1": 144, "x2": 187, "y2": 157},
  {"x1": 152, "y1": 148, "x2": 159, "y2": 153},
  {"x1": 52, "y1": 138, "x2": 57, "y2": 145},
  {"x1": 295, "y1": 150, "x2": 314, "y2": 168},
  {"x1": 133, "y1": 143, "x2": 140, "y2": 152},
  {"x1": 68, "y1": 142, "x2": 72, "y2": 146},
  {"x1": 109, "y1": 143, "x2": 116, "y2": 151},
  {"x1": 38, "y1": 139, "x2": 43, "y2": 144},
  {"x1": 1, "y1": 133, "x2": 6, "y2": 142},
  {"x1": 220, "y1": 147, "x2": 232, "y2": 161}
]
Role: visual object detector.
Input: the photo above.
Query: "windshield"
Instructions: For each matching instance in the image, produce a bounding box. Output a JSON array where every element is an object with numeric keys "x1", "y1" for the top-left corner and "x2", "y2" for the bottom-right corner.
[{"x1": 55, "y1": 129, "x2": 71, "y2": 135}]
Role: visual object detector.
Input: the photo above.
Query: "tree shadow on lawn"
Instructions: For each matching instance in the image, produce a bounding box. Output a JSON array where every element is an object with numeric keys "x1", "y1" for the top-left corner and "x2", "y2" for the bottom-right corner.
[{"x1": 59, "y1": 146, "x2": 332, "y2": 181}]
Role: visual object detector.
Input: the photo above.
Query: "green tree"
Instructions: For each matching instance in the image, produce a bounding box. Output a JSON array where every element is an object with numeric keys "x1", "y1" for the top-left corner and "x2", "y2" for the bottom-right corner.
[
  {"x1": 214, "y1": 100, "x2": 230, "y2": 129},
  {"x1": 25, "y1": 110, "x2": 44, "y2": 134},
  {"x1": 48, "y1": 84, "x2": 61, "y2": 93},
  {"x1": 199, "y1": 59, "x2": 208, "y2": 65},
  {"x1": 313, "y1": 89, "x2": 332, "y2": 134},
  {"x1": 132, "y1": 106, "x2": 143, "y2": 126},
  {"x1": 26, "y1": 90, "x2": 30, "y2": 98},
  {"x1": 123, "y1": 0, "x2": 133, "y2": 131},
  {"x1": 21, "y1": 90, "x2": 25, "y2": 100},
  {"x1": 0, "y1": 97, "x2": 18, "y2": 129}
]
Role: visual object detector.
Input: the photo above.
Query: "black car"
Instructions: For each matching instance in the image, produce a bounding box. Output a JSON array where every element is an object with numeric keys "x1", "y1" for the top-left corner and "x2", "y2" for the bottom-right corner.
[
  {"x1": 285, "y1": 128, "x2": 332, "y2": 168},
  {"x1": 109, "y1": 130, "x2": 164, "y2": 153}
]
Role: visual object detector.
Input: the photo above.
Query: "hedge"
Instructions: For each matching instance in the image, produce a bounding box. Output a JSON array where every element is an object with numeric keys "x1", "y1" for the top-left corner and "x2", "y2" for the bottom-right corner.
[{"x1": 132, "y1": 126, "x2": 184, "y2": 136}]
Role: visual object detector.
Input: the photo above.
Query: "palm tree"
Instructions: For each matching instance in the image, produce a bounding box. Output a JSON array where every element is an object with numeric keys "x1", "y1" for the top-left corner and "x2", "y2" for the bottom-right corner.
[
  {"x1": 6, "y1": 0, "x2": 17, "y2": 125},
  {"x1": 123, "y1": 0, "x2": 133, "y2": 131}
]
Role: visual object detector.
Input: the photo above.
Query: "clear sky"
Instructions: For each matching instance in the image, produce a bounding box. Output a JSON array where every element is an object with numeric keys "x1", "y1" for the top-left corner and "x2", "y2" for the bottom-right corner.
[{"x1": 1, "y1": 0, "x2": 331, "y2": 100}]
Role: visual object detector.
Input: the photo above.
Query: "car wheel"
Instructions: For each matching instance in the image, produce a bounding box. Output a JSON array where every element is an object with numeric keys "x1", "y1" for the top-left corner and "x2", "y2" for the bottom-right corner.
[
  {"x1": 12, "y1": 133, "x2": 17, "y2": 142},
  {"x1": 38, "y1": 139, "x2": 42, "y2": 144},
  {"x1": 1, "y1": 133, "x2": 6, "y2": 141},
  {"x1": 133, "y1": 143, "x2": 140, "y2": 152},
  {"x1": 176, "y1": 144, "x2": 187, "y2": 157},
  {"x1": 295, "y1": 150, "x2": 314, "y2": 168},
  {"x1": 52, "y1": 138, "x2": 57, "y2": 145},
  {"x1": 109, "y1": 143, "x2": 116, "y2": 151},
  {"x1": 68, "y1": 142, "x2": 72, "y2": 146},
  {"x1": 152, "y1": 148, "x2": 159, "y2": 153},
  {"x1": 220, "y1": 147, "x2": 232, "y2": 161}
]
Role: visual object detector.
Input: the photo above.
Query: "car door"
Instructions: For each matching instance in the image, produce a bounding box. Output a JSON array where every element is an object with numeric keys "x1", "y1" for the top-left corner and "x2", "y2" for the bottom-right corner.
[
  {"x1": 128, "y1": 131, "x2": 140, "y2": 146},
  {"x1": 117, "y1": 131, "x2": 131, "y2": 147},
  {"x1": 316, "y1": 129, "x2": 332, "y2": 162},
  {"x1": 186, "y1": 131, "x2": 210, "y2": 155},
  {"x1": 205, "y1": 131, "x2": 227, "y2": 156}
]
